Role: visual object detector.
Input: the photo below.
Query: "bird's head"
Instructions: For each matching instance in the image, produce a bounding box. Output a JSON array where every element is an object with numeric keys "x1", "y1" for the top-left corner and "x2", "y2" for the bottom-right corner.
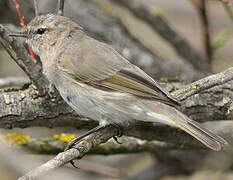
[{"x1": 9, "y1": 14, "x2": 83, "y2": 56}]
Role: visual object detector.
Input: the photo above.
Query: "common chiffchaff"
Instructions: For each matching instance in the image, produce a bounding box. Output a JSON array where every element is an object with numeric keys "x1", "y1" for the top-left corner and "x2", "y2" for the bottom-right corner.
[{"x1": 10, "y1": 14, "x2": 228, "y2": 151}]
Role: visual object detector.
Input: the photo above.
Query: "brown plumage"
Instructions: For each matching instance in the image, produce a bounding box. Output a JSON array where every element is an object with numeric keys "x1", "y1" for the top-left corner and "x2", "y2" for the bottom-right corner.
[{"x1": 10, "y1": 14, "x2": 228, "y2": 151}]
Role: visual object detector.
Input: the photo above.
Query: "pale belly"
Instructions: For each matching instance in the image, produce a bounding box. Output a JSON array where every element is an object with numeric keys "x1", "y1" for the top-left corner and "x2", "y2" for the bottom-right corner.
[
  {"x1": 53, "y1": 74, "x2": 176, "y2": 127},
  {"x1": 56, "y1": 79, "x2": 142, "y2": 125}
]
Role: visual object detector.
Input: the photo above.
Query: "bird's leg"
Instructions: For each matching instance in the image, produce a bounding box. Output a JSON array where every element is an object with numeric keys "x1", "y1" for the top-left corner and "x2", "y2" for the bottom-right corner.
[
  {"x1": 111, "y1": 124, "x2": 124, "y2": 144},
  {"x1": 48, "y1": 84, "x2": 56, "y2": 98},
  {"x1": 64, "y1": 121, "x2": 124, "y2": 168},
  {"x1": 64, "y1": 125, "x2": 105, "y2": 168},
  {"x1": 64, "y1": 125, "x2": 104, "y2": 151}
]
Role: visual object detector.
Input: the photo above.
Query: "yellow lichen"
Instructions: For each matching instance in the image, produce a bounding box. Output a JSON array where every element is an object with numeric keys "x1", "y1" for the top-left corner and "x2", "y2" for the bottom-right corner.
[
  {"x1": 7, "y1": 132, "x2": 29, "y2": 146},
  {"x1": 53, "y1": 133, "x2": 77, "y2": 143},
  {"x1": 160, "y1": 77, "x2": 168, "y2": 81},
  {"x1": 191, "y1": 85, "x2": 197, "y2": 89},
  {"x1": 0, "y1": 132, "x2": 29, "y2": 147},
  {"x1": 160, "y1": 76, "x2": 179, "y2": 81}
]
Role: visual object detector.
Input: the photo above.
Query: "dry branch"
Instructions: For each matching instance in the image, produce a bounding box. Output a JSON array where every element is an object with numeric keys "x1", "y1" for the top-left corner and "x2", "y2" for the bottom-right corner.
[
  {"x1": 172, "y1": 66, "x2": 233, "y2": 100},
  {"x1": 18, "y1": 126, "x2": 118, "y2": 180},
  {"x1": 195, "y1": 0, "x2": 213, "y2": 62}
]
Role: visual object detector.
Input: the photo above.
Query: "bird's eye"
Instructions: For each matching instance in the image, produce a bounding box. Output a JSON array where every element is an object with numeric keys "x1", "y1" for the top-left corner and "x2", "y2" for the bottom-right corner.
[{"x1": 36, "y1": 28, "x2": 46, "y2": 35}]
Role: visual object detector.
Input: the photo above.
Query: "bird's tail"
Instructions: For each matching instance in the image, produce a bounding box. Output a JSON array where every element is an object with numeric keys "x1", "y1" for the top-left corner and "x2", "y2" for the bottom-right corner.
[
  {"x1": 144, "y1": 102, "x2": 228, "y2": 151},
  {"x1": 173, "y1": 116, "x2": 227, "y2": 151}
]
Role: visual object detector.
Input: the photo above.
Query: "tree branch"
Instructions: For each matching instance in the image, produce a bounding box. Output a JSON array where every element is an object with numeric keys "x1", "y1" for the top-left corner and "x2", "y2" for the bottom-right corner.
[
  {"x1": 18, "y1": 126, "x2": 118, "y2": 180},
  {"x1": 195, "y1": 0, "x2": 213, "y2": 63},
  {"x1": 17, "y1": 120, "x2": 233, "y2": 180},
  {"x1": 172, "y1": 66, "x2": 233, "y2": 100}
]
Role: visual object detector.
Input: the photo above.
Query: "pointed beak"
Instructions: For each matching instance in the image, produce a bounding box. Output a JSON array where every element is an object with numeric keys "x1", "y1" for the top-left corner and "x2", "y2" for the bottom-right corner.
[{"x1": 8, "y1": 31, "x2": 28, "y2": 38}]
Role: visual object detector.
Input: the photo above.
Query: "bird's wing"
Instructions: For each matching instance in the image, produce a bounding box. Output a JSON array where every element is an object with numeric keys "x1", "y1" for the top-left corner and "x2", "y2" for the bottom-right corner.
[{"x1": 57, "y1": 37, "x2": 179, "y2": 106}]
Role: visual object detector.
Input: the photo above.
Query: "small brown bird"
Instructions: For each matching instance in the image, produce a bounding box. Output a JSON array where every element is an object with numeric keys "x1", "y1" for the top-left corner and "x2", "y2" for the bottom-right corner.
[{"x1": 10, "y1": 14, "x2": 227, "y2": 151}]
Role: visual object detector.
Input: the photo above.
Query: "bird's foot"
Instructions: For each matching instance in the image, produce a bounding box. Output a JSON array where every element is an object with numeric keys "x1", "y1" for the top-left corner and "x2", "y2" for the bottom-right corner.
[
  {"x1": 111, "y1": 124, "x2": 124, "y2": 144},
  {"x1": 64, "y1": 125, "x2": 104, "y2": 168}
]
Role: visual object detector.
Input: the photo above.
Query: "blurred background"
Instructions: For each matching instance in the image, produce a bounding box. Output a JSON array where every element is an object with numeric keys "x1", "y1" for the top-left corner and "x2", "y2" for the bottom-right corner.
[{"x1": 0, "y1": 0, "x2": 233, "y2": 179}]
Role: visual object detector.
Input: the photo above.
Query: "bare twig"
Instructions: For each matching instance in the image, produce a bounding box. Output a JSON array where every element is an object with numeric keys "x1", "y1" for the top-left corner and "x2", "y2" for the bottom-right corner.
[
  {"x1": 33, "y1": 0, "x2": 39, "y2": 16},
  {"x1": 57, "y1": 0, "x2": 65, "y2": 16},
  {"x1": 13, "y1": 0, "x2": 36, "y2": 63},
  {"x1": 198, "y1": 0, "x2": 212, "y2": 63},
  {"x1": 18, "y1": 126, "x2": 118, "y2": 180},
  {"x1": 172, "y1": 66, "x2": 233, "y2": 100}
]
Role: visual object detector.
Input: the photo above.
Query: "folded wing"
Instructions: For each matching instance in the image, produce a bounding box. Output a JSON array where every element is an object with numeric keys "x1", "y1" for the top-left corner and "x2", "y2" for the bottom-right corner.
[{"x1": 58, "y1": 36, "x2": 179, "y2": 106}]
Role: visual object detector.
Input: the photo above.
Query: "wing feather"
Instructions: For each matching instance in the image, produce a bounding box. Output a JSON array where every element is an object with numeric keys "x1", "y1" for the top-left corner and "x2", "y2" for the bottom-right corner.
[{"x1": 57, "y1": 35, "x2": 179, "y2": 106}]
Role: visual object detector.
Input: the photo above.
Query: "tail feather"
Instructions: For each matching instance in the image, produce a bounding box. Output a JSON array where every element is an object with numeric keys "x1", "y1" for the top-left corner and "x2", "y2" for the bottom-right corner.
[
  {"x1": 146, "y1": 102, "x2": 228, "y2": 151},
  {"x1": 176, "y1": 118, "x2": 228, "y2": 151}
]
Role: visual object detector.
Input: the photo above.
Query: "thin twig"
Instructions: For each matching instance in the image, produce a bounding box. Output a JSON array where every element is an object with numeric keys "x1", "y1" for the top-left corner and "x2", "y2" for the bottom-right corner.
[
  {"x1": 18, "y1": 126, "x2": 118, "y2": 180},
  {"x1": 33, "y1": 0, "x2": 39, "y2": 16},
  {"x1": 57, "y1": 0, "x2": 65, "y2": 16},
  {"x1": 172, "y1": 66, "x2": 233, "y2": 100},
  {"x1": 199, "y1": 0, "x2": 213, "y2": 63},
  {"x1": 13, "y1": 0, "x2": 36, "y2": 63}
]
